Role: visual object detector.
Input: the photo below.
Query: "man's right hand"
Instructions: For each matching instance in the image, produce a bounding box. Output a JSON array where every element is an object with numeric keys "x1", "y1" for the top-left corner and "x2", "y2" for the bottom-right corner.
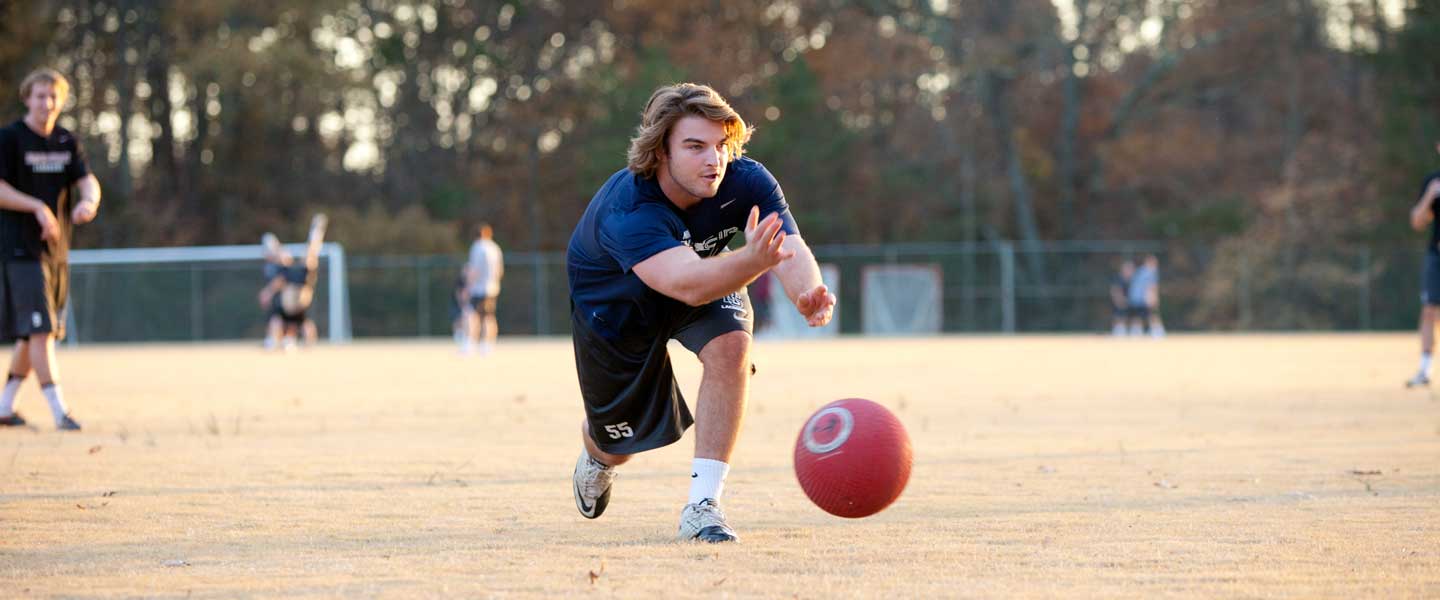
[
  {"x1": 34, "y1": 205, "x2": 58, "y2": 241},
  {"x1": 743, "y1": 206, "x2": 794, "y2": 269}
]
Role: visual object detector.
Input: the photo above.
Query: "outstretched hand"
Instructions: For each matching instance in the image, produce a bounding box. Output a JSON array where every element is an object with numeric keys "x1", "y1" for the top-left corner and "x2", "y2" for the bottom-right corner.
[
  {"x1": 743, "y1": 206, "x2": 794, "y2": 269},
  {"x1": 795, "y1": 283, "x2": 836, "y2": 327},
  {"x1": 33, "y1": 206, "x2": 58, "y2": 241}
]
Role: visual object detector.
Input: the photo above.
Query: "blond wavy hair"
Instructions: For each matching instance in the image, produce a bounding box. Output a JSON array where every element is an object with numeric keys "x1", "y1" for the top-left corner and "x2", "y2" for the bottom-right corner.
[
  {"x1": 627, "y1": 83, "x2": 751, "y2": 178},
  {"x1": 19, "y1": 68, "x2": 70, "y2": 103}
]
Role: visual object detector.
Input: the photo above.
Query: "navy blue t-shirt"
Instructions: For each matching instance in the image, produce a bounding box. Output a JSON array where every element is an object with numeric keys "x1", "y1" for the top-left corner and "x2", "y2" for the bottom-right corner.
[
  {"x1": 1423, "y1": 170, "x2": 1440, "y2": 254},
  {"x1": 567, "y1": 156, "x2": 798, "y2": 341},
  {"x1": 283, "y1": 264, "x2": 309, "y2": 285}
]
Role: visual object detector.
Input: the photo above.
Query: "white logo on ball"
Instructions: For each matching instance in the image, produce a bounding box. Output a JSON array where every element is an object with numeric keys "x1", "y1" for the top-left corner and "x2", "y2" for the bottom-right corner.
[{"x1": 803, "y1": 406, "x2": 854, "y2": 454}]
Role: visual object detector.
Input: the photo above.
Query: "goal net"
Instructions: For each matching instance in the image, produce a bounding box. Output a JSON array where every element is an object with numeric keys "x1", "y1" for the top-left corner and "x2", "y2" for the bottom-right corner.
[
  {"x1": 754, "y1": 264, "x2": 840, "y2": 339},
  {"x1": 66, "y1": 243, "x2": 351, "y2": 344},
  {"x1": 862, "y1": 264, "x2": 942, "y2": 335}
]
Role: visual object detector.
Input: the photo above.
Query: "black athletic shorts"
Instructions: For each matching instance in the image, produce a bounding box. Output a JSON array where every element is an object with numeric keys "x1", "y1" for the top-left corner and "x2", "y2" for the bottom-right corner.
[
  {"x1": 1423, "y1": 252, "x2": 1440, "y2": 306},
  {"x1": 1126, "y1": 303, "x2": 1150, "y2": 320},
  {"x1": 0, "y1": 259, "x2": 68, "y2": 343},
  {"x1": 572, "y1": 290, "x2": 753, "y2": 455},
  {"x1": 468, "y1": 294, "x2": 498, "y2": 316},
  {"x1": 270, "y1": 293, "x2": 306, "y2": 327}
]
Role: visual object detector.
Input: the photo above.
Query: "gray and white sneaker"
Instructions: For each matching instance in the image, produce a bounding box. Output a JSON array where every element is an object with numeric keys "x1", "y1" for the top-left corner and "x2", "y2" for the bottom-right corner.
[
  {"x1": 1405, "y1": 373, "x2": 1430, "y2": 388},
  {"x1": 677, "y1": 498, "x2": 738, "y2": 543},
  {"x1": 573, "y1": 450, "x2": 615, "y2": 519}
]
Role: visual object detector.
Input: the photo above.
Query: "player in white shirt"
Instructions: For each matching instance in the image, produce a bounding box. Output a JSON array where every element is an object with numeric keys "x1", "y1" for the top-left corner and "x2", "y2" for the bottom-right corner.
[{"x1": 463, "y1": 222, "x2": 503, "y2": 355}]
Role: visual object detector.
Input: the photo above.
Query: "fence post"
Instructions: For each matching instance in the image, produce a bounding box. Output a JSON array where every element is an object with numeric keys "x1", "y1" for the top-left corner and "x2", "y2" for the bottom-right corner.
[
  {"x1": 190, "y1": 265, "x2": 203, "y2": 341},
  {"x1": 417, "y1": 256, "x2": 430, "y2": 337},
  {"x1": 534, "y1": 253, "x2": 550, "y2": 335},
  {"x1": 1359, "y1": 246, "x2": 1371, "y2": 331},
  {"x1": 1238, "y1": 251, "x2": 1252, "y2": 329},
  {"x1": 998, "y1": 241, "x2": 1016, "y2": 333}
]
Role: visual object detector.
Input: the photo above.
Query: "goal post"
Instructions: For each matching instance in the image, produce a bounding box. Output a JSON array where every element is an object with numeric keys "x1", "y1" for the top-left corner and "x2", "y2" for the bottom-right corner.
[
  {"x1": 862, "y1": 263, "x2": 943, "y2": 335},
  {"x1": 66, "y1": 243, "x2": 352, "y2": 344}
]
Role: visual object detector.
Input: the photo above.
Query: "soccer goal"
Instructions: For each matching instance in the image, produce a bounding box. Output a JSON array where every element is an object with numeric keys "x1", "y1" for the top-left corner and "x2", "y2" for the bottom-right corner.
[
  {"x1": 66, "y1": 243, "x2": 352, "y2": 344},
  {"x1": 755, "y1": 264, "x2": 841, "y2": 339},
  {"x1": 861, "y1": 263, "x2": 943, "y2": 335}
]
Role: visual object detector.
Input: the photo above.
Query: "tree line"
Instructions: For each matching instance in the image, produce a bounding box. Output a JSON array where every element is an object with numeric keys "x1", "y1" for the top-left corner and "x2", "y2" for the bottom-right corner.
[{"x1": 0, "y1": 0, "x2": 1436, "y2": 329}]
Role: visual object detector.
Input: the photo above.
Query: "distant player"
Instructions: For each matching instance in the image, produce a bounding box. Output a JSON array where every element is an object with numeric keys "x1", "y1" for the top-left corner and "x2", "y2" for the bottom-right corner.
[
  {"x1": 1110, "y1": 259, "x2": 1134, "y2": 336},
  {"x1": 1127, "y1": 254, "x2": 1165, "y2": 338},
  {"x1": 0, "y1": 68, "x2": 101, "y2": 431},
  {"x1": 566, "y1": 83, "x2": 835, "y2": 542},
  {"x1": 462, "y1": 222, "x2": 503, "y2": 355},
  {"x1": 258, "y1": 214, "x2": 327, "y2": 351},
  {"x1": 1405, "y1": 151, "x2": 1440, "y2": 387}
]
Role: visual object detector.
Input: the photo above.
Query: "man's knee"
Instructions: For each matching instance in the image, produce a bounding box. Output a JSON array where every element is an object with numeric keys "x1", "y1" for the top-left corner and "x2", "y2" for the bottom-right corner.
[{"x1": 698, "y1": 331, "x2": 751, "y2": 373}]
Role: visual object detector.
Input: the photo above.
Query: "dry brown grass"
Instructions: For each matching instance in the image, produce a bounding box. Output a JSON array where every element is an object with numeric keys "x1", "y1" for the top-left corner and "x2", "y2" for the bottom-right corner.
[{"x1": 1, "y1": 334, "x2": 1438, "y2": 598}]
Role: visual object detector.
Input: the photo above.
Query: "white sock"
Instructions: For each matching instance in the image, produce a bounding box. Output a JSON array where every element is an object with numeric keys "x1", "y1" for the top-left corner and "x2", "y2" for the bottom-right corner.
[
  {"x1": 688, "y1": 458, "x2": 731, "y2": 504},
  {"x1": 41, "y1": 383, "x2": 69, "y2": 424},
  {"x1": 1151, "y1": 324, "x2": 1166, "y2": 338},
  {"x1": 1421, "y1": 353, "x2": 1433, "y2": 376},
  {"x1": 0, "y1": 375, "x2": 22, "y2": 415}
]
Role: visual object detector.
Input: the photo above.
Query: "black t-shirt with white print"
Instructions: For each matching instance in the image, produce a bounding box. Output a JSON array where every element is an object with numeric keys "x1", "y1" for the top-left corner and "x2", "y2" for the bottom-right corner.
[{"x1": 0, "y1": 119, "x2": 91, "y2": 263}]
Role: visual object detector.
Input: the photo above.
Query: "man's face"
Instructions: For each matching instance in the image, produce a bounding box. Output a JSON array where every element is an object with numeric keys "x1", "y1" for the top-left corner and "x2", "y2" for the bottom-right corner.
[
  {"x1": 660, "y1": 115, "x2": 730, "y2": 200},
  {"x1": 25, "y1": 82, "x2": 65, "y2": 124}
]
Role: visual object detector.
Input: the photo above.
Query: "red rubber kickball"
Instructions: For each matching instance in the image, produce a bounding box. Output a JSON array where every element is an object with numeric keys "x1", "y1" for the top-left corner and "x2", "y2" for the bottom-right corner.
[{"x1": 793, "y1": 398, "x2": 912, "y2": 518}]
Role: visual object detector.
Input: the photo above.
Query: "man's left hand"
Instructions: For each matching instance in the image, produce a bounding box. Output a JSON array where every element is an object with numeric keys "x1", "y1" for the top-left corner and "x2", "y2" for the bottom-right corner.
[
  {"x1": 71, "y1": 199, "x2": 98, "y2": 224},
  {"x1": 795, "y1": 284, "x2": 835, "y2": 327}
]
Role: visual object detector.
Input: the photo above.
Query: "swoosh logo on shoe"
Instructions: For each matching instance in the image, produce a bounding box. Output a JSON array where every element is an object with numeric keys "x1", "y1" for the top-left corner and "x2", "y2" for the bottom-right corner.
[{"x1": 575, "y1": 474, "x2": 596, "y2": 516}]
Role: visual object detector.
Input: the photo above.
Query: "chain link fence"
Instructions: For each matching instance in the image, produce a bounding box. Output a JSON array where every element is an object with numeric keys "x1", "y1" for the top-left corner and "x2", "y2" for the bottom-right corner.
[{"x1": 63, "y1": 240, "x2": 1424, "y2": 342}]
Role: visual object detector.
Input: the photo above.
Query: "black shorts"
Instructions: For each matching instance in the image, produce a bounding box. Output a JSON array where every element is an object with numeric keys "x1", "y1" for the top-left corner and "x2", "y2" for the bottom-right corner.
[
  {"x1": 468, "y1": 294, "x2": 497, "y2": 316},
  {"x1": 270, "y1": 293, "x2": 306, "y2": 327},
  {"x1": 1126, "y1": 303, "x2": 1150, "y2": 320},
  {"x1": 1423, "y1": 253, "x2": 1440, "y2": 306},
  {"x1": 0, "y1": 259, "x2": 67, "y2": 343},
  {"x1": 572, "y1": 290, "x2": 753, "y2": 455}
]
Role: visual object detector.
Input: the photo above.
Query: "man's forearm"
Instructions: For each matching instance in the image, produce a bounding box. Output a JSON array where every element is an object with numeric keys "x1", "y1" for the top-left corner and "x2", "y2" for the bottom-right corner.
[
  {"x1": 0, "y1": 180, "x2": 43, "y2": 214},
  {"x1": 77, "y1": 174, "x2": 101, "y2": 206},
  {"x1": 678, "y1": 251, "x2": 768, "y2": 306},
  {"x1": 773, "y1": 236, "x2": 824, "y2": 304},
  {"x1": 1415, "y1": 199, "x2": 1435, "y2": 231}
]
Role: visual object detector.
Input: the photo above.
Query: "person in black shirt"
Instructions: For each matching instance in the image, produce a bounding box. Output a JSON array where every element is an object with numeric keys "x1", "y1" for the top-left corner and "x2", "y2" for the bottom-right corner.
[
  {"x1": 0, "y1": 69, "x2": 100, "y2": 431},
  {"x1": 1406, "y1": 149, "x2": 1440, "y2": 387},
  {"x1": 1109, "y1": 259, "x2": 1134, "y2": 336}
]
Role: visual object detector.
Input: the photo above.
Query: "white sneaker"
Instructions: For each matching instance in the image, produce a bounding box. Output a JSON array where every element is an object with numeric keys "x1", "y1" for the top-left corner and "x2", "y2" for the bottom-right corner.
[
  {"x1": 677, "y1": 498, "x2": 738, "y2": 543},
  {"x1": 572, "y1": 451, "x2": 615, "y2": 519}
]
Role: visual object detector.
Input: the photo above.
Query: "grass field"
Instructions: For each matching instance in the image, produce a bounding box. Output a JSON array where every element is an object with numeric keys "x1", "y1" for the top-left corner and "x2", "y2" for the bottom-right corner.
[{"x1": 2, "y1": 334, "x2": 1438, "y2": 598}]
